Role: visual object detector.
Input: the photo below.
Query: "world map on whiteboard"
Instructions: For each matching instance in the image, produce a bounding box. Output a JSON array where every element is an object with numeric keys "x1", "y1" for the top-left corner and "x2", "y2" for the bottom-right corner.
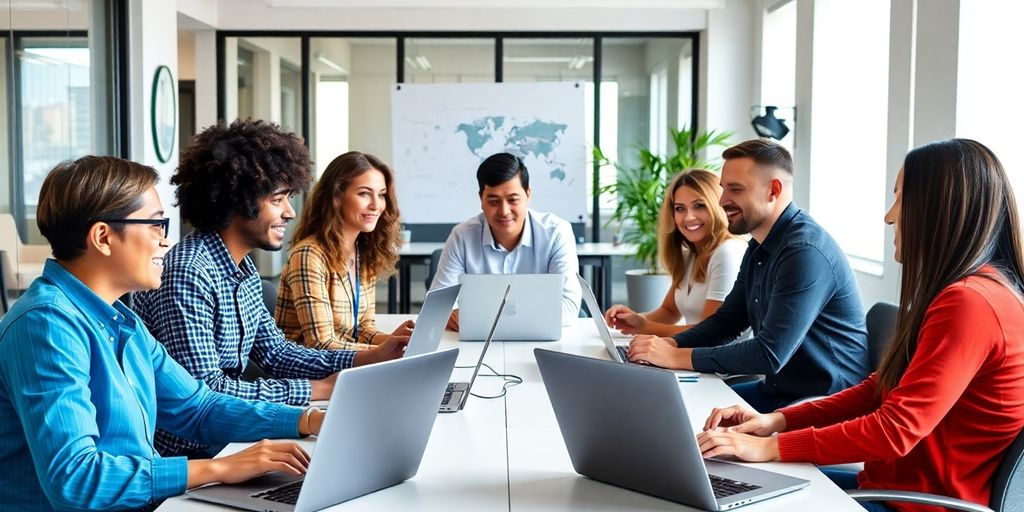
[
  {"x1": 455, "y1": 116, "x2": 570, "y2": 182},
  {"x1": 391, "y1": 82, "x2": 587, "y2": 224}
]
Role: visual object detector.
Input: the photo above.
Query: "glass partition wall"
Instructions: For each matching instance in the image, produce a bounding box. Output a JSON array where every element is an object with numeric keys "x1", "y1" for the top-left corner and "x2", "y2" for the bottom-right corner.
[{"x1": 218, "y1": 32, "x2": 698, "y2": 278}]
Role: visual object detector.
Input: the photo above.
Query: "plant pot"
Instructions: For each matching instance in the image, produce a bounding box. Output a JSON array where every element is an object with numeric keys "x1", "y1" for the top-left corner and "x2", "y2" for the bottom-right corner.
[{"x1": 624, "y1": 269, "x2": 672, "y2": 312}]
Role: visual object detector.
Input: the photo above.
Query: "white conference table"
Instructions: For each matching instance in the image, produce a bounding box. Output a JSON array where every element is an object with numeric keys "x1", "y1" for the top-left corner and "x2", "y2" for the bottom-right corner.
[{"x1": 160, "y1": 316, "x2": 861, "y2": 511}]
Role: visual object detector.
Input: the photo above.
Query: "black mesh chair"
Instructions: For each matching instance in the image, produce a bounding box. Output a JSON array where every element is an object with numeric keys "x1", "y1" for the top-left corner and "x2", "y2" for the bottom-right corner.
[
  {"x1": 260, "y1": 278, "x2": 279, "y2": 315},
  {"x1": 865, "y1": 302, "x2": 898, "y2": 368},
  {"x1": 848, "y1": 428, "x2": 1024, "y2": 512},
  {"x1": 424, "y1": 248, "x2": 443, "y2": 290},
  {"x1": 0, "y1": 250, "x2": 9, "y2": 314},
  {"x1": 244, "y1": 278, "x2": 279, "y2": 381}
]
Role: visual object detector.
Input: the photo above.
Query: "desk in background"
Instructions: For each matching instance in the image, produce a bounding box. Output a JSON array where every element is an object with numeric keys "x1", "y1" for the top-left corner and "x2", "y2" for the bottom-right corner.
[
  {"x1": 161, "y1": 316, "x2": 861, "y2": 512},
  {"x1": 388, "y1": 242, "x2": 638, "y2": 314}
]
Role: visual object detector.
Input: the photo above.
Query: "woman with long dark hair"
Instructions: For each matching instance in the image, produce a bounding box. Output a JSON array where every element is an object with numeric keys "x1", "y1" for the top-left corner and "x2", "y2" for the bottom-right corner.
[
  {"x1": 276, "y1": 151, "x2": 413, "y2": 350},
  {"x1": 695, "y1": 139, "x2": 1024, "y2": 512}
]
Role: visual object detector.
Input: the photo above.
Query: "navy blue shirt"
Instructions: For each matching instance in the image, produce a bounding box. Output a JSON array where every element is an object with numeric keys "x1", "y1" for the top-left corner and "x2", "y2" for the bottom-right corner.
[{"x1": 676, "y1": 203, "x2": 869, "y2": 402}]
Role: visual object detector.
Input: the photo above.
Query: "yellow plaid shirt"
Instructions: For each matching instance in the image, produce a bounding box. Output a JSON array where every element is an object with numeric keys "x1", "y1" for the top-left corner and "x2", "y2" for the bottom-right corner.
[{"x1": 274, "y1": 239, "x2": 381, "y2": 350}]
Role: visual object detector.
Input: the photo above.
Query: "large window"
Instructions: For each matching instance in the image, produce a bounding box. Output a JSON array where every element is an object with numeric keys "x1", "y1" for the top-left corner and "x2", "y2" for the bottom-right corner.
[
  {"x1": 1, "y1": 0, "x2": 120, "y2": 243},
  {"x1": 808, "y1": 0, "x2": 890, "y2": 264},
  {"x1": 956, "y1": 1, "x2": 1024, "y2": 208}
]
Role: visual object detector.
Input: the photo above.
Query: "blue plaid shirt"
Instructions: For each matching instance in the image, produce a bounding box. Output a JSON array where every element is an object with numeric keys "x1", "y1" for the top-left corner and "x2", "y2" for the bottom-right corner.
[{"x1": 133, "y1": 230, "x2": 354, "y2": 456}]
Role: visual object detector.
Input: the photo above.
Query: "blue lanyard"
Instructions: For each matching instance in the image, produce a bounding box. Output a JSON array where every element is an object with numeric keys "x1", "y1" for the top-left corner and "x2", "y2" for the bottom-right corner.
[{"x1": 349, "y1": 251, "x2": 361, "y2": 342}]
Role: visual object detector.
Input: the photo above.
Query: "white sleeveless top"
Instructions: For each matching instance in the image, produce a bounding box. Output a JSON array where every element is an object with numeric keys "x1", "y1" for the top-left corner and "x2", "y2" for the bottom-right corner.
[{"x1": 673, "y1": 238, "x2": 747, "y2": 323}]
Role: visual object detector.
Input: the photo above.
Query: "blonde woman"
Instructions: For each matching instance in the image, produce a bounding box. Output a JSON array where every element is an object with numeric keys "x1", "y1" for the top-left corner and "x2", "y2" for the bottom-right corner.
[
  {"x1": 276, "y1": 151, "x2": 414, "y2": 351},
  {"x1": 605, "y1": 169, "x2": 746, "y2": 336}
]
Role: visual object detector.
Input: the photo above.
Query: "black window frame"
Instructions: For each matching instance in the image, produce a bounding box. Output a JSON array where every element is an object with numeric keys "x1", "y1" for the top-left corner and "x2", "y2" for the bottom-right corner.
[{"x1": 216, "y1": 30, "x2": 700, "y2": 242}]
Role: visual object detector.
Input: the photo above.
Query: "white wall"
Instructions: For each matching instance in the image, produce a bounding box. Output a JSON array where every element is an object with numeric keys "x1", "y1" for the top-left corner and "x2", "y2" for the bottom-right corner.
[
  {"x1": 700, "y1": 0, "x2": 759, "y2": 147},
  {"x1": 131, "y1": 0, "x2": 181, "y2": 241},
  {"x1": 210, "y1": 2, "x2": 709, "y2": 32}
]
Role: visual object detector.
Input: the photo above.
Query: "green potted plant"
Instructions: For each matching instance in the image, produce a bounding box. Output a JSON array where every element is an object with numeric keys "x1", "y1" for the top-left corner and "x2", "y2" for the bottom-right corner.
[{"x1": 594, "y1": 126, "x2": 732, "y2": 311}]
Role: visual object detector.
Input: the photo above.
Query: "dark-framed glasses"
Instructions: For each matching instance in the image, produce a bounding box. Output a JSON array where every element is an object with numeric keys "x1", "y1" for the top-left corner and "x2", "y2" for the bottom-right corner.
[{"x1": 93, "y1": 217, "x2": 171, "y2": 238}]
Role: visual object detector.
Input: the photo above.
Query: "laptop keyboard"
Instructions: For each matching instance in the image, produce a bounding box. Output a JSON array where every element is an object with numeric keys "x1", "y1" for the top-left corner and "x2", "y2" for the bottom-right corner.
[
  {"x1": 709, "y1": 474, "x2": 761, "y2": 498},
  {"x1": 441, "y1": 382, "x2": 456, "y2": 406},
  {"x1": 617, "y1": 346, "x2": 655, "y2": 367},
  {"x1": 252, "y1": 480, "x2": 303, "y2": 505}
]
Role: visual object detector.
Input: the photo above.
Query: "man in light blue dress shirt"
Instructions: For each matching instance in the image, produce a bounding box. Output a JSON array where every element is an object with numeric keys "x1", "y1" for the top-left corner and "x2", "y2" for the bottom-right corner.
[
  {"x1": 430, "y1": 153, "x2": 582, "y2": 329},
  {"x1": 0, "y1": 156, "x2": 323, "y2": 511}
]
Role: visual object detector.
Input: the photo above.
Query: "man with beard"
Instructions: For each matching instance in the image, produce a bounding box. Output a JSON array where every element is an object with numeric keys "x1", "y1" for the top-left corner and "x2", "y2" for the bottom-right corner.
[
  {"x1": 628, "y1": 139, "x2": 869, "y2": 412},
  {"x1": 133, "y1": 120, "x2": 408, "y2": 458}
]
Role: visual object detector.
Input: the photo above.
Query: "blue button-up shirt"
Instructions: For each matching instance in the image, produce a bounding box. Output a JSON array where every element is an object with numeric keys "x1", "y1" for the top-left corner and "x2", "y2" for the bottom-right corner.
[
  {"x1": 133, "y1": 230, "x2": 353, "y2": 456},
  {"x1": 675, "y1": 203, "x2": 870, "y2": 401},
  {"x1": 429, "y1": 209, "x2": 582, "y2": 324},
  {"x1": 0, "y1": 260, "x2": 303, "y2": 511}
]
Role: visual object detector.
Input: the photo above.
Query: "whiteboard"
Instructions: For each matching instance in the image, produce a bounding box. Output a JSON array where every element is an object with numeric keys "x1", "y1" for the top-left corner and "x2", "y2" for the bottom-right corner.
[{"x1": 391, "y1": 82, "x2": 587, "y2": 224}]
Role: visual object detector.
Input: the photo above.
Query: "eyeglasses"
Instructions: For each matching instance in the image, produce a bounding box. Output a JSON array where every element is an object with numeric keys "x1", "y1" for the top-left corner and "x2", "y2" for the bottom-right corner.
[{"x1": 93, "y1": 217, "x2": 171, "y2": 238}]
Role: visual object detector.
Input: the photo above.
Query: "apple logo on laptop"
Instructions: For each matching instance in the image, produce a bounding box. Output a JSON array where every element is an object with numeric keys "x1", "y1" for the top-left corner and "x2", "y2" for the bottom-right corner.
[{"x1": 504, "y1": 300, "x2": 517, "y2": 315}]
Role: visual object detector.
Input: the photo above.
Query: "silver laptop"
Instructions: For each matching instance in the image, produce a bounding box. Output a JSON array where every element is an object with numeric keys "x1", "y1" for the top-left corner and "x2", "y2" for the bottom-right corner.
[
  {"x1": 458, "y1": 274, "x2": 561, "y2": 341},
  {"x1": 186, "y1": 348, "x2": 460, "y2": 512},
  {"x1": 440, "y1": 285, "x2": 509, "y2": 413},
  {"x1": 404, "y1": 283, "x2": 461, "y2": 358},
  {"x1": 577, "y1": 274, "x2": 699, "y2": 380},
  {"x1": 534, "y1": 348, "x2": 808, "y2": 511}
]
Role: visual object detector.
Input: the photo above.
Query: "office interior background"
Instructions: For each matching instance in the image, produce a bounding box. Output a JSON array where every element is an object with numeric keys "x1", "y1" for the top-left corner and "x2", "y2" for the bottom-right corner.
[{"x1": 0, "y1": 0, "x2": 1021, "y2": 313}]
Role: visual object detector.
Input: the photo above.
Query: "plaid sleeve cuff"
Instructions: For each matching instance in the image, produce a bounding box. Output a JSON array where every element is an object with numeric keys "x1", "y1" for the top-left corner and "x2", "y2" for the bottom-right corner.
[
  {"x1": 334, "y1": 349, "x2": 356, "y2": 371},
  {"x1": 287, "y1": 378, "x2": 313, "y2": 405},
  {"x1": 150, "y1": 455, "x2": 188, "y2": 499}
]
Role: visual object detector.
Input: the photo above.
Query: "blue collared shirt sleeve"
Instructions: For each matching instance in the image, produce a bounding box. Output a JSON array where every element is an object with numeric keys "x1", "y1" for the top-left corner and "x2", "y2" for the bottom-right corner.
[
  {"x1": 547, "y1": 221, "x2": 582, "y2": 324},
  {"x1": 150, "y1": 329, "x2": 304, "y2": 447},
  {"x1": 689, "y1": 245, "x2": 837, "y2": 374},
  {"x1": 154, "y1": 262, "x2": 317, "y2": 405},
  {"x1": 249, "y1": 304, "x2": 355, "y2": 384},
  {"x1": 0, "y1": 305, "x2": 188, "y2": 510}
]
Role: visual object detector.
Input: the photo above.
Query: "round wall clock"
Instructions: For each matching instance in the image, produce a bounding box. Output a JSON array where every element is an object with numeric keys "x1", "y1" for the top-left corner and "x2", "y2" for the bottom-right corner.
[{"x1": 151, "y1": 65, "x2": 177, "y2": 163}]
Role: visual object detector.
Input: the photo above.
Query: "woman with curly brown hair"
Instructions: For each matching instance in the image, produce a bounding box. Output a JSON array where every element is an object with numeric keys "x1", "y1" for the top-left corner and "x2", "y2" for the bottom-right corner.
[{"x1": 275, "y1": 151, "x2": 414, "y2": 351}]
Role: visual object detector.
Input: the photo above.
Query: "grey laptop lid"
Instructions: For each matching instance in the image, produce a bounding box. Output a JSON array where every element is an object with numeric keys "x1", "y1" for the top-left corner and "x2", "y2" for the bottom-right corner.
[
  {"x1": 405, "y1": 284, "x2": 461, "y2": 358},
  {"x1": 576, "y1": 273, "x2": 627, "y2": 363},
  {"x1": 187, "y1": 348, "x2": 459, "y2": 512},
  {"x1": 458, "y1": 274, "x2": 562, "y2": 341},
  {"x1": 534, "y1": 349, "x2": 808, "y2": 511}
]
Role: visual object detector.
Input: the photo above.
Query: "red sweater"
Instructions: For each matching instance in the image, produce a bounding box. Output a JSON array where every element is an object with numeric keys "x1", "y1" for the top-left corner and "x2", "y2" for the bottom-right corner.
[{"x1": 776, "y1": 271, "x2": 1024, "y2": 512}]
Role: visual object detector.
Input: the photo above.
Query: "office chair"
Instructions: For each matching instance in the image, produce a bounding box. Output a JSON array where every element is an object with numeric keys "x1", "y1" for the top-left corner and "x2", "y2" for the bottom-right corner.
[
  {"x1": 0, "y1": 250, "x2": 9, "y2": 314},
  {"x1": 865, "y1": 302, "x2": 897, "y2": 368},
  {"x1": 244, "y1": 278, "x2": 280, "y2": 382},
  {"x1": 260, "y1": 278, "x2": 279, "y2": 315},
  {"x1": 847, "y1": 427, "x2": 1024, "y2": 512},
  {"x1": 424, "y1": 248, "x2": 443, "y2": 290}
]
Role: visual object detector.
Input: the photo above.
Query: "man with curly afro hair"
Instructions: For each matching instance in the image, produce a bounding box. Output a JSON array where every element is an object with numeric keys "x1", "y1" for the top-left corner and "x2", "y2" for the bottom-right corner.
[{"x1": 133, "y1": 119, "x2": 409, "y2": 458}]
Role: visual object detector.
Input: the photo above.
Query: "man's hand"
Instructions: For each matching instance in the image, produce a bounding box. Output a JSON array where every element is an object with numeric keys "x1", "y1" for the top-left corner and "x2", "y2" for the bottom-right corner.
[
  {"x1": 310, "y1": 372, "x2": 338, "y2": 401},
  {"x1": 628, "y1": 335, "x2": 690, "y2": 369},
  {"x1": 446, "y1": 310, "x2": 460, "y2": 332},
  {"x1": 354, "y1": 335, "x2": 410, "y2": 366}
]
